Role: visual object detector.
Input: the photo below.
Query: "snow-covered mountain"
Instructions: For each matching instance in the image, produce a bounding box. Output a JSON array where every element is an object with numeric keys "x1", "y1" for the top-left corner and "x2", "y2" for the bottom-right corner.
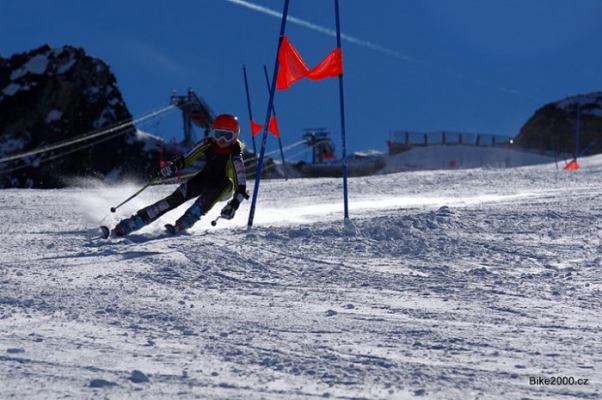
[{"x1": 1, "y1": 146, "x2": 600, "y2": 399}]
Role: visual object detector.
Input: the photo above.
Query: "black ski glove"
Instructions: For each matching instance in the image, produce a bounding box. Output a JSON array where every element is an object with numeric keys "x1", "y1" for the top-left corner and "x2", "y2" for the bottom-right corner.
[
  {"x1": 160, "y1": 162, "x2": 177, "y2": 178},
  {"x1": 220, "y1": 203, "x2": 237, "y2": 220},
  {"x1": 220, "y1": 188, "x2": 249, "y2": 220}
]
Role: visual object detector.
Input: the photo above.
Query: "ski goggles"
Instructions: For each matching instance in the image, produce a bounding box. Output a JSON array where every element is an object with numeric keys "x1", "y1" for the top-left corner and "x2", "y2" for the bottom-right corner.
[{"x1": 213, "y1": 129, "x2": 237, "y2": 142}]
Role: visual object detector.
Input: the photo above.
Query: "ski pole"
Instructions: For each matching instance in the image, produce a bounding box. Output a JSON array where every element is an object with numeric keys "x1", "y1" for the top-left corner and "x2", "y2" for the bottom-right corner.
[
  {"x1": 211, "y1": 216, "x2": 221, "y2": 226},
  {"x1": 110, "y1": 176, "x2": 159, "y2": 213}
]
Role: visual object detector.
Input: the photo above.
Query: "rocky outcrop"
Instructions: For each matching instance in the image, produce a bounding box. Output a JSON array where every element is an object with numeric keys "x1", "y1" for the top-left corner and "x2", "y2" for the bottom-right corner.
[
  {"x1": 0, "y1": 45, "x2": 164, "y2": 188},
  {"x1": 514, "y1": 92, "x2": 602, "y2": 156}
]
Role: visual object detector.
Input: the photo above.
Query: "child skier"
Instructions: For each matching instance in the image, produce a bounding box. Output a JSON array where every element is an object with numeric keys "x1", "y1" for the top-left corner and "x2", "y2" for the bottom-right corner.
[{"x1": 109, "y1": 114, "x2": 248, "y2": 237}]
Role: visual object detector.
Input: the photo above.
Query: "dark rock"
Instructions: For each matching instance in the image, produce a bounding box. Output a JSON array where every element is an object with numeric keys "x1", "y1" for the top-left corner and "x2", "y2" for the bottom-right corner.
[
  {"x1": 0, "y1": 45, "x2": 165, "y2": 188},
  {"x1": 514, "y1": 92, "x2": 602, "y2": 156}
]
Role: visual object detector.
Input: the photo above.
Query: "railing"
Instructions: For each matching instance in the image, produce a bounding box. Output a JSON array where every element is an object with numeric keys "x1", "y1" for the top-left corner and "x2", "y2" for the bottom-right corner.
[{"x1": 387, "y1": 130, "x2": 513, "y2": 155}]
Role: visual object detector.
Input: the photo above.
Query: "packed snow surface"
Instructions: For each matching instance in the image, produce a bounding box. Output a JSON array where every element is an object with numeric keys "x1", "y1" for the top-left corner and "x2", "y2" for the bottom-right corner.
[{"x1": 1, "y1": 150, "x2": 601, "y2": 399}]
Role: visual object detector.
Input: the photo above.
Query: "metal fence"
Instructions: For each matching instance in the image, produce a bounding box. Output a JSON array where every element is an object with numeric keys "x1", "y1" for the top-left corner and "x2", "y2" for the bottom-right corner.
[{"x1": 387, "y1": 130, "x2": 513, "y2": 155}]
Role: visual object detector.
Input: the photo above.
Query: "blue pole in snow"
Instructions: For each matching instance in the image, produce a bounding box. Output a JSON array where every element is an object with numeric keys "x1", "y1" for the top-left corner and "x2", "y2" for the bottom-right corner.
[
  {"x1": 247, "y1": 0, "x2": 290, "y2": 229},
  {"x1": 334, "y1": 0, "x2": 349, "y2": 219},
  {"x1": 575, "y1": 102, "x2": 581, "y2": 160},
  {"x1": 263, "y1": 64, "x2": 288, "y2": 180},
  {"x1": 577, "y1": 140, "x2": 596, "y2": 158},
  {"x1": 242, "y1": 64, "x2": 257, "y2": 157}
]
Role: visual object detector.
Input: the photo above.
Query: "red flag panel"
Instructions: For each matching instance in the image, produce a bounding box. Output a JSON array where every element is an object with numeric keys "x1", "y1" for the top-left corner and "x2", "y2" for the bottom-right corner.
[
  {"x1": 564, "y1": 160, "x2": 579, "y2": 170},
  {"x1": 250, "y1": 120, "x2": 264, "y2": 137},
  {"x1": 307, "y1": 48, "x2": 343, "y2": 81},
  {"x1": 276, "y1": 36, "x2": 309, "y2": 90},
  {"x1": 268, "y1": 115, "x2": 280, "y2": 138},
  {"x1": 276, "y1": 36, "x2": 343, "y2": 90}
]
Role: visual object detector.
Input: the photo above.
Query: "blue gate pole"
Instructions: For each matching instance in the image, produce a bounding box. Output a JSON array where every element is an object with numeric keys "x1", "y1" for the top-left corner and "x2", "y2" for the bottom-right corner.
[
  {"x1": 334, "y1": 0, "x2": 349, "y2": 219},
  {"x1": 263, "y1": 64, "x2": 288, "y2": 180},
  {"x1": 247, "y1": 0, "x2": 291, "y2": 229},
  {"x1": 242, "y1": 64, "x2": 257, "y2": 157},
  {"x1": 575, "y1": 102, "x2": 581, "y2": 160}
]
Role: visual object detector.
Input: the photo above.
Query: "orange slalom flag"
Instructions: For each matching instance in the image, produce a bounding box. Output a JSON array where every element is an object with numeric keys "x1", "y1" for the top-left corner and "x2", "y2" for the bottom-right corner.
[
  {"x1": 249, "y1": 117, "x2": 280, "y2": 138},
  {"x1": 277, "y1": 36, "x2": 309, "y2": 90},
  {"x1": 268, "y1": 115, "x2": 280, "y2": 138},
  {"x1": 564, "y1": 159, "x2": 579, "y2": 170},
  {"x1": 276, "y1": 36, "x2": 343, "y2": 90},
  {"x1": 250, "y1": 120, "x2": 264, "y2": 137},
  {"x1": 306, "y1": 47, "x2": 343, "y2": 81}
]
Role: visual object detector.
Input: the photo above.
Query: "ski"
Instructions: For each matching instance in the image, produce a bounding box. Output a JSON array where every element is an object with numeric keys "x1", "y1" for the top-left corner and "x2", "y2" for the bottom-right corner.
[
  {"x1": 96, "y1": 224, "x2": 183, "y2": 240},
  {"x1": 164, "y1": 224, "x2": 177, "y2": 235},
  {"x1": 99, "y1": 226, "x2": 111, "y2": 239}
]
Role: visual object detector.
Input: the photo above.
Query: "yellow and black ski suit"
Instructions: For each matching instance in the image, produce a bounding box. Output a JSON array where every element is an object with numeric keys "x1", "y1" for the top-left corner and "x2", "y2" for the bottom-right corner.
[{"x1": 137, "y1": 137, "x2": 247, "y2": 225}]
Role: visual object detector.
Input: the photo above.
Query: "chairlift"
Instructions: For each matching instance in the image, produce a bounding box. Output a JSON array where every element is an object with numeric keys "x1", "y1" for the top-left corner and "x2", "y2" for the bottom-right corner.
[
  {"x1": 170, "y1": 88, "x2": 215, "y2": 144},
  {"x1": 302, "y1": 128, "x2": 336, "y2": 163}
]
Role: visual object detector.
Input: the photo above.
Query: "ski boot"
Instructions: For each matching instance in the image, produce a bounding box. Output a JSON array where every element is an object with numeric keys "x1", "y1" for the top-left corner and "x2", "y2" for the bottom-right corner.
[
  {"x1": 165, "y1": 204, "x2": 204, "y2": 235},
  {"x1": 113, "y1": 214, "x2": 145, "y2": 237}
]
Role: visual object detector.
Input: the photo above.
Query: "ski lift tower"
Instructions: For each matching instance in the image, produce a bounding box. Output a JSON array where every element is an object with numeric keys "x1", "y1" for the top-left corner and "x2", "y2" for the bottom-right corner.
[
  {"x1": 170, "y1": 88, "x2": 215, "y2": 145},
  {"x1": 302, "y1": 128, "x2": 336, "y2": 163}
]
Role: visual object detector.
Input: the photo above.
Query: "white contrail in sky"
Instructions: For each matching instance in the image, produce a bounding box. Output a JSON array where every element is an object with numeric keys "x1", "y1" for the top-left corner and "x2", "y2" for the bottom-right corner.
[
  {"x1": 224, "y1": 0, "x2": 540, "y2": 102},
  {"x1": 223, "y1": 0, "x2": 416, "y2": 63}
]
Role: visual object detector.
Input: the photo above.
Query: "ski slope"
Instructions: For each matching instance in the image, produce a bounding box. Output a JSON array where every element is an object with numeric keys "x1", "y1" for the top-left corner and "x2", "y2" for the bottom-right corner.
[{"x1": 1, "y1": 150, "x2": 601, "y2": 399}]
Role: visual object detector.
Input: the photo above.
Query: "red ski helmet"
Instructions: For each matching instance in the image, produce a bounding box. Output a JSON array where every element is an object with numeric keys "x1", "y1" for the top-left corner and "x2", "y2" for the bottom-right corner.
[{"x1": 211, "y1": 114, "x2": 240, "y2": 146}]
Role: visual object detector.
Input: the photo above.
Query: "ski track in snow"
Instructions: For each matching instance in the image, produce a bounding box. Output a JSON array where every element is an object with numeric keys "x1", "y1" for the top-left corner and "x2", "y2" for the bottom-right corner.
[{"x1": 0, "y1": 164, "x2": 601, "y2": 399}]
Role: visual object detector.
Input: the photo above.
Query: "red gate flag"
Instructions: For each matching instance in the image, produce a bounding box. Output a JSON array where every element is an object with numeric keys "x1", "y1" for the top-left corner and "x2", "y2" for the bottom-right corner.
[
  {"x1": 564, "y1": 159, "x2": 579, "y2": 170},
  {"x1": 277, "y1": 36, "x2": 308, "y2": 90},
  {"x1": 250, "y1": 120, "x2": 264, "y2": 137},
  {"x1": 249, "y1": 116, "x2": 280, "y2": 138},
  {"x1": 307, "y1": 48, "x2": 343, "y2": 81},
  {"x1": 276, "y1": 36, "x2": 343, "y2": 90},
  {"x1": 268, "y1": 115, "x2": 280, "y2": 138}
]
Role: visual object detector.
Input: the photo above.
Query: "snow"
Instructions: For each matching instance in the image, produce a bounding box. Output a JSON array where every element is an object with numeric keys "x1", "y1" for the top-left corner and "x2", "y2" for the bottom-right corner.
[
  {"x1": 22, "y1": 54, "x2": 50, "y2": 75},
  {"x1": 56, "y1": 57, "x2": 76, "y2": 75},
  {"x1": 130, "y1": 129, "x2": 163, "y2": 152},
  {"x1": 10, "y1": 54, "x2": 49, "y2": 80},
  {"x1": 2, "y1": 82, "x2": 21, "y2": 96},
  {"x1": 556, "y1": 92, "x2": 602, "y2": 117},
  {"x1": 93, "y1": 107, "x2": 117, "y2": 128},
  {"x1": 45, "y1": 110, "x2": 63, "y2": 123},
  {"x1": 1, "y1": 147, "x2": 601, "y2": 399}
]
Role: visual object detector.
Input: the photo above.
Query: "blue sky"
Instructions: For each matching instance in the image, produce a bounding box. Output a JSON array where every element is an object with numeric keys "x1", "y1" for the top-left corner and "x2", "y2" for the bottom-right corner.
[{"x1": 2, "y1": 0, "x2": 602, "y2": 157}]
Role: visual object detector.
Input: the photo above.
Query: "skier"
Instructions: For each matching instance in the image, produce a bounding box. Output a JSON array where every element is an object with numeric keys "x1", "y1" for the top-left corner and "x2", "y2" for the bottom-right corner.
[{"x1": 110, "y1": 114, "x2": 249, "y2": 237}]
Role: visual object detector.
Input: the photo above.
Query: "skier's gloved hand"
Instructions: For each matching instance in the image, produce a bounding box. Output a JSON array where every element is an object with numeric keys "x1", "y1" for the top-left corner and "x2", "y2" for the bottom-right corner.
[
  {"x1": 160, "y1": 162, "x2": 177, "y2": 178},
  {"x1": 220, "y1": 188, "x2": 248, "y2": 220},
  {"x1": 220, "y1": 201, "x2": 237, "y2": 220}
]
